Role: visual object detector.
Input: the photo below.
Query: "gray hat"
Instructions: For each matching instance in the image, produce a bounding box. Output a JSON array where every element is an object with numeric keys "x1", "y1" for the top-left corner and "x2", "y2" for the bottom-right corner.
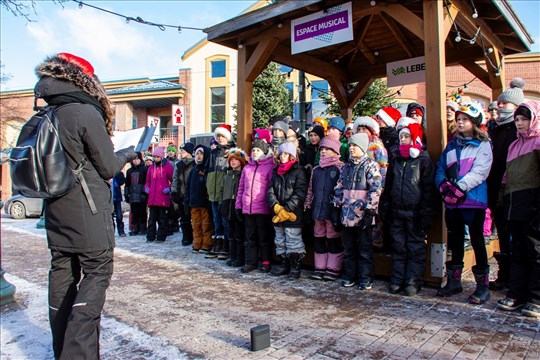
[
  {"x1": 488, "y1": 101, "x2": 497, "y2": 111},
  {"x1": 497, "y1": 77, "x2": 525, "y2": 106},
  {"x1": 273, "y1": 120, "x2": 289, "y2": 135},
  {"x1": 348, "y1": 133, "x2": 369, "y2": 154},
  {"x1": 252, "y1": 140, "x2": 270, "y2": 155}
]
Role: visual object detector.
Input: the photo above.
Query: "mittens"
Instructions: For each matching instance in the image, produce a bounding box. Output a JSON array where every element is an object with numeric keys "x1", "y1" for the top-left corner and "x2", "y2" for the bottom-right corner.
[
  {"x1": 144, "y1": 187, "x2": 150, "y2": 194},
  {"x1": 273, "y1": 204, "x2": 284, "y2": 214},
  {"x1": 163, "y1": 187, "x2": 171, "y2": 195},
  {"x1": 272, "y1": 208, "x2": 297, "y2": 224}
]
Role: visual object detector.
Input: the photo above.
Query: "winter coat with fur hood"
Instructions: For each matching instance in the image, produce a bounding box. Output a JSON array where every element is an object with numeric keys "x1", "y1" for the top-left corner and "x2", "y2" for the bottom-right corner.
[{"x1": 35, "y1": 56, "x2": 134, "y2": 252}]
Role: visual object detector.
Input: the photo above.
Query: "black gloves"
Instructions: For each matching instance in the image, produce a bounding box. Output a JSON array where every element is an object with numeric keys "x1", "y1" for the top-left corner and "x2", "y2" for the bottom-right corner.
[
  {"x1": 116, "y1": 145, "x2": 137, "y2": 164},
  {"x1": 331, "y1": 206, "x2": 343, "y2": 232},
  {"x1": 360, "y1": 210, "x2": 376, "y2": 230}
]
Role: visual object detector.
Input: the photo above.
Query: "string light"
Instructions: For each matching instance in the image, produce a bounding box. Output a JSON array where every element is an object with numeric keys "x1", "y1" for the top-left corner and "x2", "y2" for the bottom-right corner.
[{"x1": 72, "y1": 0, "x2": 204, "y2": 32}]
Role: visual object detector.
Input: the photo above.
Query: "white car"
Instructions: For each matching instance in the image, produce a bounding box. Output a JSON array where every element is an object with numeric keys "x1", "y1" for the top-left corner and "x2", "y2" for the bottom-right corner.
[{"x1": 3, "y1": 195, "x2": 43, "y2": 219}]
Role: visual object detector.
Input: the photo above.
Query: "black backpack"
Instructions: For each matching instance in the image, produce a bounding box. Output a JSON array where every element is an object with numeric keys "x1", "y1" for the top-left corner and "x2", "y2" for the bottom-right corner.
[{"x1": 9, "y1": 104, "x2": 86, "y2": 199}]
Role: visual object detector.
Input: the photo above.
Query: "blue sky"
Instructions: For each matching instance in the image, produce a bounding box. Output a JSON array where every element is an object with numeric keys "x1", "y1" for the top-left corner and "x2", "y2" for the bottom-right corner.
[{"x1": 1, "y1": 0, "x2": 539, "y2": 91}]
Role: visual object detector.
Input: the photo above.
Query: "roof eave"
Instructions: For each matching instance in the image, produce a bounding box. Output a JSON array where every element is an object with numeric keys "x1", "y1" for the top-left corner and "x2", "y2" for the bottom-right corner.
[{"x1": 493, "y1": 0, "x2": 534, "y2": 52}]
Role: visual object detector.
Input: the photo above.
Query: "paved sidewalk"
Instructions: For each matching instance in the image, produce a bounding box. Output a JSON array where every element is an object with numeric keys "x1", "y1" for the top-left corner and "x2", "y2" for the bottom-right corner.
[{"x1": 1, "y1": 219, "x2": 539, "y2": 359}]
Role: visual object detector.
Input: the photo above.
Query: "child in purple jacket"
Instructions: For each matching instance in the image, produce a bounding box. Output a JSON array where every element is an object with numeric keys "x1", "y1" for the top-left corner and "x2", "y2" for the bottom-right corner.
[
  {"x1": 235, "y1": 140, "x2": 275, "y2": 273},
  {"x1": 144, "y1": 146, "x2": 174, "y2": 243}
]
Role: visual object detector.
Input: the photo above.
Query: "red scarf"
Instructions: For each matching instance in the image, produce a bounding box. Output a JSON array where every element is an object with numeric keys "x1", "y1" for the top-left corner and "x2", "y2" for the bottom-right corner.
[{"x1": 277, "y1": 160, "x2": 296, "y2": 175}]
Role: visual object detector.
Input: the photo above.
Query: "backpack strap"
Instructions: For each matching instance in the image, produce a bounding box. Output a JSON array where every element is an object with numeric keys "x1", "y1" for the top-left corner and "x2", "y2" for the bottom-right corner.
[
  {"x1": 49, "y1": 104, "x2": 98, "y2": 215},
  {"x1": 72, "y1": 157, "x2": 98, "y2": 215}
]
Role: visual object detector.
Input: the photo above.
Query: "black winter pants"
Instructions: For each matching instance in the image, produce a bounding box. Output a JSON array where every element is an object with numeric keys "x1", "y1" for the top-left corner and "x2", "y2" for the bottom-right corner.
[
  {"x1": 342, "y1": 227, "x2": 373, "y2": 282},
  {"x1": 49, "y1": 248, "x2": 113, "y2": 360},
  {"x1": 228, "y1": 218, "x2": 245, "y2": 262},
  {"x1": 130, "y1": 202, "x2": 147, "y2": 233},
  {"x1": 178, "y1": 199, "x2": 193, "y2": 244},
  {"x1": 445, "y1": 208, "x2": 488, "y2": 268},
  {"x1": 244, "y1": 214, "x2": 273, "y2": 266},
  {"x1": 390, "y1": 212, "x2": 426, "y2": 287},
  {"x1": 507, "y1": 220, "x2": 540, "y2": 305},
  {"x1": 147, "y1": 206, "x2": 168, "y2": 242}
]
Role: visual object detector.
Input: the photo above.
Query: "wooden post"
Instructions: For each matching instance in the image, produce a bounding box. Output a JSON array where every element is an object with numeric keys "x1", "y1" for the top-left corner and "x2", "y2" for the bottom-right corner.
[
  {"x1": 237, "y1": 46, "x2": 253, "y2": 150},
  {"x1": 423, "y1": 0, "x2": 447, "y2": 283}
]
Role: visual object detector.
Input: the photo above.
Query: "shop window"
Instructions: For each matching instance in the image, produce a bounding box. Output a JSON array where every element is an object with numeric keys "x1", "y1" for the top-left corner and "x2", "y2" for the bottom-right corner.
[
  {"x1": 210, "y1": 87, "x2": 226, "y2": 131},
  {"x1": 211, "y1": 60, "x2": 226, "y2": 78}
]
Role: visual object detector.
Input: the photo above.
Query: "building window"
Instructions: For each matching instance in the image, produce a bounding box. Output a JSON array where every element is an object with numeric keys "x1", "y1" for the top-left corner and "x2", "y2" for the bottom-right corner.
[
  {"x1": 132, "y1": 116, "x2": 138, "y2": 129},
  {"x1": 210, "y1": 87, "x2": 226, "y2": 131},
  {"x1": 311, "y1": 80, "x2": 329, "y2": 119},
  {"x1": 211, "y1": 60, "x2": 226, "y2": 78}
]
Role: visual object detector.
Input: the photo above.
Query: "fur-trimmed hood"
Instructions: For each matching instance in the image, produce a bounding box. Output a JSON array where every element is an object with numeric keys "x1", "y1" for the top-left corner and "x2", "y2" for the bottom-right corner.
[{"x1": 34, "y1": 54, "x2": 114, "y2": 135}]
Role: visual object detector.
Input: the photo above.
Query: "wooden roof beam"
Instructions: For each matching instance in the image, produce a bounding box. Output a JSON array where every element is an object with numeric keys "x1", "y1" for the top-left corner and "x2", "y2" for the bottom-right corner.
[
  {"x1": 380, "y1": 3, "x2": 424, "y2": 40},
  {"x1": 347, "y1": 76, "x2": 375, "y2": 107},
  {"x1": 245, "y1": 38, "x2": 279, "y2": 82},
  {"x1": 443, "y1": 2, "x2": 459, "y2": 38},
  {"x1": 272, "y1": 44, "x2": 348, "y2": 81},
  {"x1": 326, "y1": 78, "x2": 349, "y2": 110},
  {"x1": 379, "y1": 13, "x2": 414, "y2": 58},
  {"x1": 459, "y1": 60, "x2": 491, "y2": 87}
]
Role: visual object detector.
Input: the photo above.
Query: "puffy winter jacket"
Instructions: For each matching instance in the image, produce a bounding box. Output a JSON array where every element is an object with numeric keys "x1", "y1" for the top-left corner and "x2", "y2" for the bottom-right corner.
[
  {"x1": 235, "y1": 153, "x2": 275, "y2": 214},
  {"x1": 171, "y1": 158, "x2": 194, "y2": 200},
  {"x1": 220, "y1": 167, "x2": 242, "y2": 221},
  {"x1": 487, "y1": 121, "x2": 517, "y2": 208},
  {"x1": 185, "y1": 145, "x2": 211, "y2": 209},
  {"x1": 145, "y1": 159, "x2": 174, "y2": 208},
  {"x1": 333, "y1": 155, "x2": 382, "y2": 227},
  {"x1": 305, "y1": 160, "x2": 343, "y2": 220},
  {"x1": 502, "y1": 100, "x2": 540, "y2": 221},
  {"x1": 266, "y1": 162, "x2": 308, "y2": 228},
  {"x1": 206, "y1": 141, "x2": 235, "y2": 202},
  {"x1": 35, "y1": 77, "x2": 133, "y2": 252},
  {"x1": 125, "y1": 162, "x2": 148, "y2": 204},
  {"x1": 381, "y1": 149, "x2": 436, "y2": 225},
  {"x1": 435, "y1": 136, "x2": 492, "y2": 209}
]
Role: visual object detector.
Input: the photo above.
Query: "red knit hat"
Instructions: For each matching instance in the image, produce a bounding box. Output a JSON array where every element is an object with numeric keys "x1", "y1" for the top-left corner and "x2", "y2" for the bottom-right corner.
[{"x1": 214, "y1": 124, "x2": 232, "y2": 141}]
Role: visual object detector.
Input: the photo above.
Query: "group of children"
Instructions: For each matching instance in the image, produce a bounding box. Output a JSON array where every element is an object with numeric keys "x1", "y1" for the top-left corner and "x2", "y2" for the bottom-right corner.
[{"x1": 120, "y1": 78, "x2": 539, "y2": 317}]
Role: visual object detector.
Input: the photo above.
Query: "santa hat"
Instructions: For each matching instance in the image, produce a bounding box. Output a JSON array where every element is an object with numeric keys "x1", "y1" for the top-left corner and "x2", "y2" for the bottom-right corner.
[
  {"x1": 353, "y1": 116, "x2": 380, "y2": 136},
  {"x1": 395, "y1": 117, "x2": 417, "y2": 131},
  {"x1": 214, "y1": 124, "x2": 232, "y2": 141},
  {"x1": 376, "y1": 106, "x2": 402, "y2": 127},
  {"x1": 399, "y1": 123, "x2": 423, "y2": 158}
]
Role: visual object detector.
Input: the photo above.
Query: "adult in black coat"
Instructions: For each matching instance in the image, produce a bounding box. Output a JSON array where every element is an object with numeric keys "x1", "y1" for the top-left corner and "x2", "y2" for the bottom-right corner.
[{"x1": 34, "y1": 53, "x2": 136, "y2": 359}]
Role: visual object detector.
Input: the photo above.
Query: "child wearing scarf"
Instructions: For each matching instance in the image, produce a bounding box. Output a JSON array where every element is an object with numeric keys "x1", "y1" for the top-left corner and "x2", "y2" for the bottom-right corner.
[{"x1": 267, "y1": 142, "x2": 308, "y2": 279}]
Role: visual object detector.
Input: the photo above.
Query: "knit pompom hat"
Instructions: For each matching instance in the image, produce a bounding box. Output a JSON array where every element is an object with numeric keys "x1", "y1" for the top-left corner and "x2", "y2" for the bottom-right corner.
[
  {"x1": 252, "y1": 139, "x2": 270, "y2": 155},
  {"x1": 319, "y1": 136, "x2": 341, "y2": 155},
  {"x1": 348, "y1": 133, "x2": 369, "y2": 154},
  {"x1": 152, "y1": 146, "x2": 165, "y2": 158},
  {"x1": 497, "y1": 77, "x2": 525, "y2": 106},
  {"x1": 353, "y1": 116, "x2": 380, "y2": 136},
  {"x1": 278, "y1": 141, "x2": 297, "y2": 159}
]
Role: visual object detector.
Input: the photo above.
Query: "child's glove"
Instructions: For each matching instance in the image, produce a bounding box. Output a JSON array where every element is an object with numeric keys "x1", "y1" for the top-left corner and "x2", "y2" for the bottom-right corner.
[
  {"x1": 272, "y1": 209, "x2": 290, "y2": 224},
  {"x1": 360, "y1": 210, "x2": 375, "y2": 230},
  {"x1": 163, "y1": 187, "x2": 171, "y2": 195},
  {"x1": 144, "y1": 187, "x2": 150, "y2": 194},
  {"x1": 449, "y1": 183, "x2": 466, "y2": 200},
  {"x1": 273, "y1": 204, "x2": 284, "y2": 215},
  {"x1": 439, "y1": 180, "x2": 453, "y2": 195},
  {"x1": 283, "y1": 209, "x2": 297, "y2": 222}
]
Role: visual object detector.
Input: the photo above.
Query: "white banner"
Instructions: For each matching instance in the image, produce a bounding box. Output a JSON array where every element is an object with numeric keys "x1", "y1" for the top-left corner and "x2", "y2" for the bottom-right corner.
[
  {"x1": 291, "y1": 2, "x2": 353, "y2": 54},
  {"x1": 147, "y1": 116, "x2": 160, "y2": 143},
  {"x1": 386, "y1": 56, "x2": 426, "y2": 87},
  {"x1": 172, "y1": 104, "x2": 184, "y2": 126}
]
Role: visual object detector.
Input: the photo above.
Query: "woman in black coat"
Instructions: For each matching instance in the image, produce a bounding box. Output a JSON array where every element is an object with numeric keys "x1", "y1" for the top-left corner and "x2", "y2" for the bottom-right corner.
[{"x1": 34, "y1": 53, "x2": 136, "y2": 359}]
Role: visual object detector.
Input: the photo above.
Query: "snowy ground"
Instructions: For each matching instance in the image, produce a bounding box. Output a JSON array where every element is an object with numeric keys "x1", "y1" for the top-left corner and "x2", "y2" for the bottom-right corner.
[{"x1": 2, "y1": 214, "x2": 539, "y2": 360}]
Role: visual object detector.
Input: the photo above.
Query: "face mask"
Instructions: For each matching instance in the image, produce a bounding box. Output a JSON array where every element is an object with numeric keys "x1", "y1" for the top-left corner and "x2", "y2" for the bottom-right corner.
[{"x1": 399, "y1": 144, "x2": 412, "y2": 158}]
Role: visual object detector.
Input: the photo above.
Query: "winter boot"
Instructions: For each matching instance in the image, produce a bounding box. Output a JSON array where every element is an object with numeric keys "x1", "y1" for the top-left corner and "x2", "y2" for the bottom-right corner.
[
  {"x1": 288, "y1": 253, "x2": 304, "y2": 280},
  {"x1": 469, "y1": 265, "x2": 490, "y2": 304},
  {"x1": 218, "y1": 238, "x2": 229, "y2": 260},
  {"x1": 436, "y1": 263, "x2": 463, "y2": 297},
  {"x1": 271, "y1": 254, "x2": 290, "y2": 276},
  {"x1": 324, "y1": 250, "x2": 344, "y2": 281},
  {"x1": 489, "y1": 252, "x2": 510, "y2": 291},
  {"x1": 205, "y1": 236, "x2": 221, "y2": 259},
  {"x1": 311, "y1": 252, "x2": 328, "y2": 280}
]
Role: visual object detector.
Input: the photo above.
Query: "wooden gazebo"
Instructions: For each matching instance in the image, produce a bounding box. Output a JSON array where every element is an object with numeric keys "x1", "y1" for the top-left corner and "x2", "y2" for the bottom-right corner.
[{"x1": 204, "y1": 0, "x2": 533, "y2": 282}]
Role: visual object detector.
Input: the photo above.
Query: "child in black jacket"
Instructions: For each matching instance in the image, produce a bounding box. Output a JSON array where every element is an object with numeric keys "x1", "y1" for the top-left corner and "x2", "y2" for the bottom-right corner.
[{"x1": 381, "y1": 119, "x2": 435, "y2": 296}]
